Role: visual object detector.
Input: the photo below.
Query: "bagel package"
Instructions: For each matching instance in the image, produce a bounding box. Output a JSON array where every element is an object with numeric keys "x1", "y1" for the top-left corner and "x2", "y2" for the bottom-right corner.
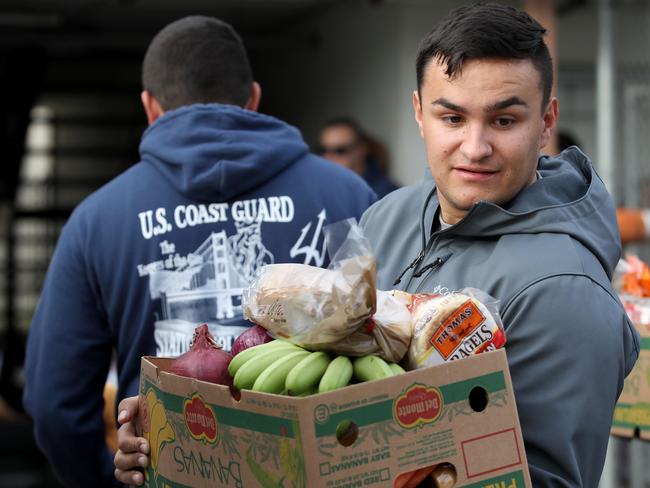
[{"x1": 407, "y1": 288, "x2": 506, "y2": 369}]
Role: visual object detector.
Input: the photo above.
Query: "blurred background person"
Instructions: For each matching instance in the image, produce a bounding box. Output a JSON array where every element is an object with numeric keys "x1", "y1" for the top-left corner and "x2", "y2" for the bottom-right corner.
[{"x1": 319, "y1": 117, "x2": 399, "y2": 198}]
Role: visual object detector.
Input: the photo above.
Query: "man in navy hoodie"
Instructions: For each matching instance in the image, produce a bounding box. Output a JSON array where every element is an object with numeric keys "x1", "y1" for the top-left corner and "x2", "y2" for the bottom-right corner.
[{"x1": 23, "y1": 16, "x2": 376, "y2": 487}]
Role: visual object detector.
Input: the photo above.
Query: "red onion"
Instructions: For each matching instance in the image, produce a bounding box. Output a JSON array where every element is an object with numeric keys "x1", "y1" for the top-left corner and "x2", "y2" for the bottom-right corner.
[
  {"x1": 168, "y1": 324, "x2": 233, "y2": 386},
  {"x1": 231, "y1": 324, "x2": 273, "y2": 356}
]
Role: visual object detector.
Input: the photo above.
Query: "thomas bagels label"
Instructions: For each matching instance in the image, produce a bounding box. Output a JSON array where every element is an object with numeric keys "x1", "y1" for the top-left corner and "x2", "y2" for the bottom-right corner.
[
  {"x1": 183, "y1": 393, "x2": 218, "y2": 444},
  {"x1": 394, "y1": 384, "x2": 443, "y2": 429}
]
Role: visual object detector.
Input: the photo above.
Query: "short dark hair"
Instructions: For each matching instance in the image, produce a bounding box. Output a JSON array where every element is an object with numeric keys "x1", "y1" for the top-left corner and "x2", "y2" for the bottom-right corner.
[
  {"x1": 416, "y1": 3, "x2": 553, "y2": 111},
  {"x1": 322, "y1": 117, "x2": 365, "y2": 140},
  {"x1": 142, "y1": 15, "x2": 253, "y2": 110}
]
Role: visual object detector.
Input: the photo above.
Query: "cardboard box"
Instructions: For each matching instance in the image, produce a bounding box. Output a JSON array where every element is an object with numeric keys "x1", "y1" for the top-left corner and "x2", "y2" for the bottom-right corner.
[
  {"x1": 139, "y1": 349, "x2": 531, "y2": 487},
  {"x1": 612, "y1": 296, "x2": 650, "y2": 439}
]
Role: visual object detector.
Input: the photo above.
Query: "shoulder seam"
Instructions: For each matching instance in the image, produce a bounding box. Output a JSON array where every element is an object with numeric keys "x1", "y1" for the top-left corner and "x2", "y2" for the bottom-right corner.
[
  {"x1": 502, "y1": 272, "x2": 618, "y2": 314},
  {"x1": 501, "y1": 272, "x2": 640, "y2": 356}
]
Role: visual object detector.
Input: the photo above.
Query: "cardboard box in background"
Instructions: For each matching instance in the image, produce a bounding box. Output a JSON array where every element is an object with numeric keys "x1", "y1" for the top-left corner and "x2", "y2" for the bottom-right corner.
[
  {"x1": 139, "y1": 349, "x2": 531, "y2": 487},
  {"x1": 612, "y1": 295, "x2": 650, "y2": 439}
]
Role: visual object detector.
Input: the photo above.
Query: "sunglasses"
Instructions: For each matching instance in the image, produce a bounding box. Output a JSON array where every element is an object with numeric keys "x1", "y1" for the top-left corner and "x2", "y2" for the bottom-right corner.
[{"x1": 318, "y1": 141, "x2": 358, "y2": 156}]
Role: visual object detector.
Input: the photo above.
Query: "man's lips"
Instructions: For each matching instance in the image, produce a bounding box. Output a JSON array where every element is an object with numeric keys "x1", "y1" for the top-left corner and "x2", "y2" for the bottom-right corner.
[{"x1": 453, "y1": 166, "x2": 498, "y2": 181}]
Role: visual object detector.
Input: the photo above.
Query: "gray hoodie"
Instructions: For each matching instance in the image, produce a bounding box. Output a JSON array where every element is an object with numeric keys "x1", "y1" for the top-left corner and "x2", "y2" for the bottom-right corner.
[{"x1": 361, "y1": 147, "x2": 639, "y2": 487}]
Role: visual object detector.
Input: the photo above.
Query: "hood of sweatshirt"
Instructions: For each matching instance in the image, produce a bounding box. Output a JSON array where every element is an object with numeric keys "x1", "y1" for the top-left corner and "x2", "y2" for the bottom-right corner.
[
  {"x1": 139, "y1": 103, "x2": 309, "y2": 202},
  {"x1": 423, "y1": 146, "x2": 622, "y2": 278}
]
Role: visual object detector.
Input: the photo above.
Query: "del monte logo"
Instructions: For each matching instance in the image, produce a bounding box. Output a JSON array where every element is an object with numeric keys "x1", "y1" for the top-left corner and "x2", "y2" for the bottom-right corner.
[
  {"x1": 394, "y1": 384, "x2": 443, "y2": 429},
  {"x1": 184, "y1": 393, "x2": 218, "y2": 444}
]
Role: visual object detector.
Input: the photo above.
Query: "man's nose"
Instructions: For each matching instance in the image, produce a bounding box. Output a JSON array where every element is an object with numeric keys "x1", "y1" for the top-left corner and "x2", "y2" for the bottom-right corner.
[{"x1": 460, "y1": 124, "x2": 493, "y2": 161}]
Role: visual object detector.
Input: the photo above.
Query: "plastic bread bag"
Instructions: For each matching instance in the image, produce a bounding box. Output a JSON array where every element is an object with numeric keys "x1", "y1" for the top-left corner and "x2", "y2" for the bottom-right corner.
[
  {"x1": 407, "y1": 288, "x2": 506, "y2": 370},
  {"x1": 242, "y1": 218, "x2": 377, "y2": 349},
  {"x1": 328, "y1": 289, "x2": 413, "y2": 362}
]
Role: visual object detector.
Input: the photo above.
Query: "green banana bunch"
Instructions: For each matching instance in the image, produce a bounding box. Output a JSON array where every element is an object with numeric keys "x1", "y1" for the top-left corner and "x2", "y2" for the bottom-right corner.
[
  {"x1": 228, "y1": 339, "x2": 301, "y2": 377},
  {"x1": 230, "y1": 340, "x2": 409, "y2": 396},
  {"x1": 252, "y1": 350, "x2": 311, "y2": 394},
  {"x1": 318, "y1": 356, "x2": 354, "y2": 393},
  {"x1": 388, "y1": 362, "x2": 406, "y2": 375},
  {"x1": 234, "y1": 347, "x2": 306, "y2": 391},
  {"x1": 296, "y1": 385, "x2": 318, "y2": 397},
  {"x1": 352, "y1": 355, "x2": 395, "y2": 382},
  {"x1": 285, "y1": 351, "x2": 331, "y2": 396}
]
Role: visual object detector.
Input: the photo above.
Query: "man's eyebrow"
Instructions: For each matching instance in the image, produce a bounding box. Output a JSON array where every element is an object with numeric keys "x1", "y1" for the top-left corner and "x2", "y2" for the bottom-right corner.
[
  {"x1": 485, "y1": 96, "x2": 527, "y2": 112},
  {"x1": 430, "y1": 96, "x2": 527, "y2": 113},
  {"x1": 431, "y1": 98, "x2": 466, "y2": 113}
]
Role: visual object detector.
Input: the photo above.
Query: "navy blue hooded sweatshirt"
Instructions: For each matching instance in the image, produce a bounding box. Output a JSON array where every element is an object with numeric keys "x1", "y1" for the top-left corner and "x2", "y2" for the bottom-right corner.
[{"x1": 23, "y1": 104, "x2": 376, "y2": 487}]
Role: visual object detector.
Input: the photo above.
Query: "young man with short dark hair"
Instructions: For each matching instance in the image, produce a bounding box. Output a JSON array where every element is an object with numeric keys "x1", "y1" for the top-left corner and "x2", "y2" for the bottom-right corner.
[{"x1": 362, "y1": 3, "x2": 638, "y2": 486}]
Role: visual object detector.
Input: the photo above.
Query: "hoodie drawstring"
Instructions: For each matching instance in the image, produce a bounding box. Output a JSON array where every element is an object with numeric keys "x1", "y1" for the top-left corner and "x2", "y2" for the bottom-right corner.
[
  {"x1": 392, "y1": 249, "x2": 425, "y2": 286},
  {"x1": 413, "y1": 254, "x2": 451, "y2": 278},
  {"x1": 393, "y1": 187, "x2": 439, "y2": 287}
]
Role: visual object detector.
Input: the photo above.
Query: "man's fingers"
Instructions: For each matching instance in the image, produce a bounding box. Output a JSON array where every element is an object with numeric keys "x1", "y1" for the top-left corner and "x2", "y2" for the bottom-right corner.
[
  {"x1": 114, "y1": 467, "x2": 144, "y2": 486},
  {"x1": 117, "y1": 432, "x2": 150, "y2": 455},
  {"x1": 114, "y1": 449, "x2": 149, "y2": 470},
  {"x1": 117, "y1": 437, "x2": 149, "y2": 456},
  {"x1": 117, "y1": 395, "x2": 140, "y2": 424},
  {"x1": 114, "y1": 394, "x2": 147, "y2": 487},
  {"x1": 117, "y1": 422, "x2": 150, "y2": 454}
]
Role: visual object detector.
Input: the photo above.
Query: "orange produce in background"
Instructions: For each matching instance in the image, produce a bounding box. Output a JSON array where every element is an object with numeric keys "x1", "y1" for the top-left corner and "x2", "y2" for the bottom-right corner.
[
  {"x1": 622, "y1": 255, "x2": 650, "y2": 297},
  {"x1": 617, "y1": 208, "x2": 650, "y2": 244}
]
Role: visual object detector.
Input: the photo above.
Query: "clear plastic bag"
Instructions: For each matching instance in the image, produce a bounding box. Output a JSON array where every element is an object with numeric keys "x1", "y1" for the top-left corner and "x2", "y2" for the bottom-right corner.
[
  {"x1": 327, "y1": 289, "x2": 413, "y2": 362},
  {"x1": 242, "y1": 219, "x2": 377, "y2": 349}
]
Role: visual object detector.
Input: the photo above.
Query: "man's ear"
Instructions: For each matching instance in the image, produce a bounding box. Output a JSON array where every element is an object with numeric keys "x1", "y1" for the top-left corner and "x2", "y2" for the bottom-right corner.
[
  {"x1": 244, "y1": 82, "x2": 262, "y2": 112},
  {"x1": 141, "y1": 90, "x2": 164, "y2": 125},
  {"x1": 539, "y1": 97, "x2": 559, "y2": 150},
  {"x1": 413, "y1": 90, "x2": 424, "y2": 139}
]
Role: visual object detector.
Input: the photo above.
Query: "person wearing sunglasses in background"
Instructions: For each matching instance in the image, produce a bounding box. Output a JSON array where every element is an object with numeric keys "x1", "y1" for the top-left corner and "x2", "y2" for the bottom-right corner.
[{"x1": 319, "y1": 117, "x2": 399, "y2": 198}]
